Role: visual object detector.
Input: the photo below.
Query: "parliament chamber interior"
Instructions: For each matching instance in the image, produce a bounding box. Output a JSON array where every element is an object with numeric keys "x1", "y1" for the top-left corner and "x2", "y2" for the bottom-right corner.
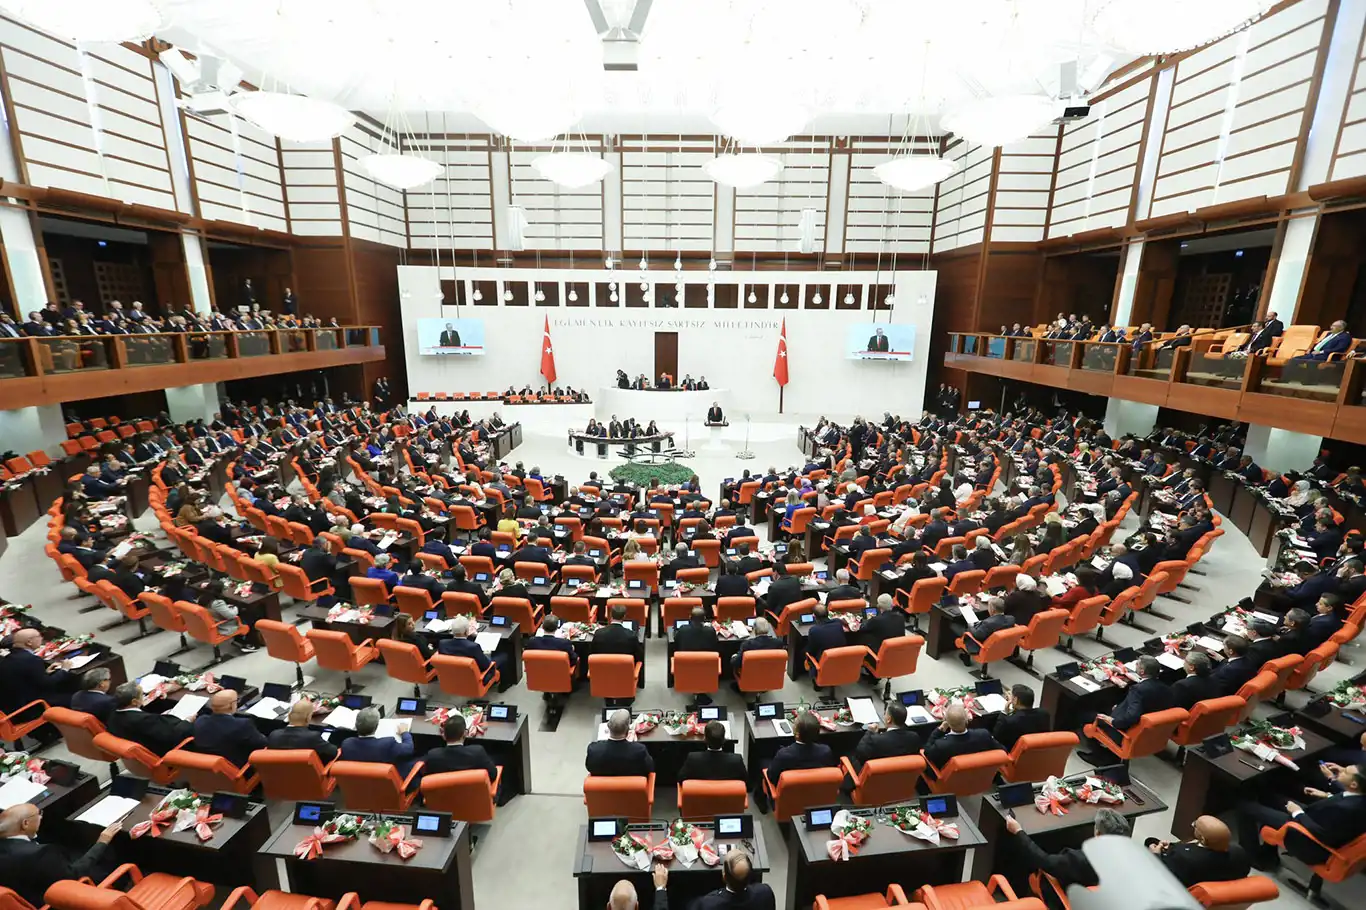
[{"x1": 5, "y1": 2, "x2": 1366, "y2": 909}]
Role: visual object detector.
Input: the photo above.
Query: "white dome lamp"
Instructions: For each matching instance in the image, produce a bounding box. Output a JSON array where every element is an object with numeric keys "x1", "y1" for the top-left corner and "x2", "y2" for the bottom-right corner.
[
  {"x1": 780, "y1": 290, "x2": 790, "y2": 304},
  {"x1": 567, "y1": 287, "x2": 578, "y2": 302},
  {"x1": 503, "y1": 287, "x2": 514, "y2": 302},
  {"x1": 472, "y1": 287, "x2": 483, "y2": 302},
  {"x1": 534, "y1": 285, "x2": 546, "y2": 302}
]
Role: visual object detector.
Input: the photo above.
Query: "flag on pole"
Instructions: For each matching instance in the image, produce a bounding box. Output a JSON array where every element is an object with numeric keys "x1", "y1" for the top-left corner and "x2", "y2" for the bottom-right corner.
[
  {"x1": 773, "y1": 318, "x2": 789, "y2": 387},
  {"x1": 540, "y1": 315, "x2": 557, "y2": 384}
]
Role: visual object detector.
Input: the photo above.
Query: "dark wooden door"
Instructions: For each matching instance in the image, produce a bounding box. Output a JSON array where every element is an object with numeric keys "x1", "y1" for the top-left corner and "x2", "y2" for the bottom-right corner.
[{"x1": 654, "y1": 331, "x2": 678, "y2": 382}]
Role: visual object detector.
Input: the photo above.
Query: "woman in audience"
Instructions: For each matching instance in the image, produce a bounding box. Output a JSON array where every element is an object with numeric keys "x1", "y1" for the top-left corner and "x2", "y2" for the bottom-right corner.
[
  {"x1": 1038, "y1": 513, "x2": 1068, "y2": 552},
  {"x1": 495, "y1": 567, "x2": 531, "y2": 602},
  {"x1": 1008, "y1": 533, "x2": 1035, "y2": 567},
  {"x1": 780, "y1": 490, "x2": 802, "y2": 526},
  {"x1": 781, "y1": 540, "x2": 806, "y2": 567},
  {"x1": 254, "y1": 538, "x2": 285, "y2": 591},
  {"x1": 622, "y1": 538, "x2": 650, "y2": 562},
  {"x1": 393, "y1": 612, "x2": 434, "y2": 660},
  {"x1": 175, "y1": 489, "x2": 206, "y2": 528},
  {"x1": 934, "y1": 477, "x2": 956, "y2": 509},
  {"x1": 198, "y1": 579, "x2": 257, "y2": 652}
]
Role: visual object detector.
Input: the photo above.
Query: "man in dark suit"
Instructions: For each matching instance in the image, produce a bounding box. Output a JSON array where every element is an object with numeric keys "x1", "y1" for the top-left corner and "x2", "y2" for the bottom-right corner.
[
  {"x1": 867, "y1": 328, "x2": 890, "y2": 352},
  {"x1": 1210, "y1": 634, "x2": 1260, "y2": 697},
  {"x1": 677, "y1": 721, "x2": 746, "y2": 782},
  {"x1": 515, "y1": 531, "x2": 555, "y2": 568},
  {"x1": 421, "y1": 713, "x2": 499, "y2": 792},
  {"x1": 862, "y1": 593, "x2": 907, "y2": 664},
  {"x1": 591, "y1": 603, "x2": 643, "y2": 664},
  {"x1": 438, "y1": 323, "x2": 462, "y2": 347},
  {"x1": 992, "y1": 684, "x2": 1052, "y2": 753},
  {"x1": 1309, "y1": 595, "x2": 1345, "y2": 647},
  {"x1": 524, "y1": 614, "x2": 580, "y2": 676},
  {"x1": 0, "y1": 803, "x2": 122, "y2": 908},
  {"x1": 70, "y1": 668, "x2": 116, "y2": 725},
  {"x1": 848, "y1": 703, "x2": 922, "y2": 774},
  {"x1": 1080, "y1": 656, "x2": 1174, "y2": 764},
  {"x1": 942, "y1": 544, "x2": 976, "y2": 583},
  {"x1": 824, "y1": 569, "x2": 862, "y2": 605},
  {"x1": 445, "y1": 565, "x2": 491, "y2": 612},
  {"x1": 918, "y1": 508, "x2": 952, "y2": 553},
  {"x1": 1004, "y1": 809, "x2": 1132, "y2": 903},
  {"x1": 266, "y1": 697, "x2": 339, "y2": 763},
  {"x1": 652, "y1": 849, "x2": 776, "y2": 910},
  {"x1": 0, "y1": 629, "x2": 73, "y2": 720},
  {"x1": 957, "y1": 596, "x2": 1016, "y2": 664},
  {"x1": 339, "y1": 707, "x2": 416, "y2": 773},
  {"x1": 587, "y1": 709, "x2": 654, "y2": 776},
  {"x1": 1245, "y1": 619, "x2": 1286, "y2": 668},
  {"x1": 1292, "y1": 319, "x2": 1353, "y2": 363},
  {"x1": 436, "y1": 615, "x2": 506, "y2": 686},
  {"x1": 805, "y1": 604, "x2": 848, "y2": 677},
  {"x1": 731, "y1": 617, "x2": 786, "y2": 676},
  {"x1": 924, "y1": 704, "x2": 1004, "y2": 768},
  {"x1": 764, "y1": 573, "x2": 804, "y2": 618},
  {"x1": 1171, "y1": 652, "x2": 1218, "y2": 709},
  {"x1": 675, "y1": 607, "x2": 720, "y2": 654},
  {"x1": 397, "y1": 562, "x2": 445, "y2": 602},
  {"x1": 106, "y1": 683, "x2": 193, "y2": 756},
  {"x1": 193, "y1": 689, "x2": 267, "y2": 769},
  {"x1": 715, "y1": 562, "x2": 751, "y2": 598},
  {"x1": 762, "y1": 712, "x2": 836, "y2": 805},
  {"x1": 1238, "y1": 764, "x2": 1366, "y2": 870},
  {"x1": 1149, "y1": 816, "x2": 1250, "y2": 888}
]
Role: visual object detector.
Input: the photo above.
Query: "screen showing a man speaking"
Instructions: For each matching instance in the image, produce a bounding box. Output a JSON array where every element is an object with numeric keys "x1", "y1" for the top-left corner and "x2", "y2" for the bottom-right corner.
[
  {"x1": 846, "y1": 324, "x2": 915, "y2": 361},
  {"x1": 417, "y1": 317, "x2": 485, "y2": 356}
]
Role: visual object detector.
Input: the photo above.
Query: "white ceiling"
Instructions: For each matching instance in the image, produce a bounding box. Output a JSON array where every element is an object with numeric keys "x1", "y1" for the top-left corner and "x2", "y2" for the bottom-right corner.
[{"x1": 154, "y1": 0, "x2": 1130, "y2": 136}]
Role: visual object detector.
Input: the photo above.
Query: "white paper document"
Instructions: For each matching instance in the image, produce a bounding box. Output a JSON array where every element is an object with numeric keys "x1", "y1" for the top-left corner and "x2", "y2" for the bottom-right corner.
[
  {"x1": 76, "y1": 795, "x2": 141, "y2": 826},
  {"x1": 1071, "y1": 676, "x2": 1102, "y2": 693},
  {"x1": 845, "y1": 697, "x2": 881, "y2": 725},
  {"x1": 1251, "y1": 611, "x2": 1280, "y2": 625},
  {"x1": 475, "y1": 631, "x2": 502, "y2": 653},
  {"x1": 929, "y1": 562, "x2": 948, "y2": 573},
  {"x1": 247, "y1": 697, "x2": 291, "y2": 720},
  {"x1": 377, "y1": 533, "x2": 399, "y2": 551},
  {"x1": 906, "y1": 706, "x2": 936, "y2": 724},
  {"x1": 975, "y1": 693, "x2": 1008, "y2": 714},
  {"x1": 1043, "y1": 577, "x2": 1068, "y2": 598},
  {"x1": 65, "y1": 654, "x2": 98, "y2": 670},
  {"x1": 959, "y1": 604, "x2": 979, "y2": 626},
  {"x1": 1091, "y1": 556, "x2": 1111, "y2": 571},
  {"x1": 110, "y1": 541, "x2": 135, "y2": 561},
  {"x1": 597, "y1": 722, "x2": 612, "y2": 741},
  {"x1": 0, "y1": 777, "x2": 47, "y2": 809},
  {"x1": 425, "y1": 618, "x2": 453, "y2": 634},
  {"x1": 323, "y1": 706, "x2": 358, "y2": 729},
  {"x1": 137, "y1": 674, "x2": 167, "y2": 694},
  {"x1": 375, "y1": 718, "x2": 406, "y2": 739},
  {"x1": 1197, "y1": 636, "x2": 1226, "y2": 652},
  {"x1": 166, "y1": 693, "x2": 208, "y2": 721},
  {"x1": 1157, "y1": 652, "x2": 1187, "y2": 670}
]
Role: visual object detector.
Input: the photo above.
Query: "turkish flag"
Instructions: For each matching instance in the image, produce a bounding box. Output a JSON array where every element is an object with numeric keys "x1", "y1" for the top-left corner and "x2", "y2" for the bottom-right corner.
[
  {"x1": 540, "y1": 315, "x2": 557, "y2": 385},
  {"x1": 773, "y1": 318, "x2": 789, "y2": 387}
]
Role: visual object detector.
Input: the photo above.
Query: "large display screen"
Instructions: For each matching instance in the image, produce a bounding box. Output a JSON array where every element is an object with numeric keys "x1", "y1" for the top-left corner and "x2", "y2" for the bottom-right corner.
[
  {"x1": 417, "y1": 317, "x2": 485, "y2": 356},
  {"x1": 847, "y1": 323, "x2": 915, "y2": 361}
]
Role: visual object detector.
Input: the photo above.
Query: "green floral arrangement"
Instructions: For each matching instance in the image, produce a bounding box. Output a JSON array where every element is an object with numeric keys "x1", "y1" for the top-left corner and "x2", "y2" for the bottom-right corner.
[{"x1": 1328, "y1": 680, "x2": 1366, "y2": 709}]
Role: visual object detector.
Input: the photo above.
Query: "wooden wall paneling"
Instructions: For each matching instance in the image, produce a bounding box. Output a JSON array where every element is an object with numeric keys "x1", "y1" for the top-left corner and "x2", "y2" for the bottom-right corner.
[
  {"x1": 1129, "y1": 239, "x2": 1181, "y2": 327},
  {"x1": 146, "y1": 229, "x2": 190, "y2": 311},
  {"x1": 350, "y1": 238, "x2": 403, "y2": 397},
  {"x1": 1296, "y1": 209, "x2": 1362, "y2": 327},
  {"x1": 977, "y1": 249, "x2": 1045, "y2": 332},
  {"x1": 290, "y1": 240, "x2": 355, "y2": 325}
]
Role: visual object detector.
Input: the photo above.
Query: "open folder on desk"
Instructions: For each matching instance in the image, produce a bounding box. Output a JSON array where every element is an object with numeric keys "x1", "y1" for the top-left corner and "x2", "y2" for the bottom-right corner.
[
  {"x1": 0, "y1": 777, "x2": 47, "y2": 810},
  {"x1": 76, "y1": 795, "x2": 141, "y2": 826}
]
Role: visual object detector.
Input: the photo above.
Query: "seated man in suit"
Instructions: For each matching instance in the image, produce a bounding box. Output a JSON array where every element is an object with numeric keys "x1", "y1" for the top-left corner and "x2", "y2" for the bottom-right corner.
[
  {"x1": 677, "y1": 720, "x2": 746, "y2": 783},
  {"x1": 0, "y1": 803, "x2": 122, "y2": 908},
  {"x1": 339, "y1": 707, "x2": 416, "y2": 774},
  {"x1": 1080, "y1": 655, "x2": 1175, "y2": 764},
  {"x1": 761, "y1": 712, "x2": 836, "y2": 809},
  {"x1": 266, "y1": 697, "x2": 339, "y2": 764},
  {"x1": 1238, "y1": 764, "x2": 1366, "y2": 871},
  {"x1": 956, "y1": 596, "x2": 1016, "y2": 666},
  {"x1": 366, "y1": 552, "x2": 401, "y2": 592},
  {"x1": 587, "y1": 709, "x2": 654, "y2": 777},
  {"x1": 861, "y1": 593, "x2": 907, "y2": 666},
  {"x1": 421, "y1": 713, "x2": 500, "y2": 796},
  {"x1": 0, "y1": 628, "x2": 73, "y2": 721},
  {"x1": 732, "y1": 543, "x2": 764, "y2": 578},
  {"x1": 924, "y1": 704, "x2": 1004, "y2": 770},
  {"x1": 193, "y1": 689, "x2": 267, "y2": 769},
  {"x1": 942, "y1": 544, "x2": 977, "y2": 582},
  {"x1": 445, "y1": 564, "x2": 491, "y2": 612},
  {"x1": 1291, "y1": 320, "x2": 1353, "y2": 364},
  {"x1": 824, "y1": 568, "x2": 862, "y2": 605},
  {"x1": 805, "y1": 604, "x2": 848, "y2": 678},
  {"x1": 436, "y1": 614, "x2": 508, "y2": 686},
  {"x1": 1004, "y1": 808, "x2": 1132, "y2": 902},
  {"x1": 106, "y1": 682, "x2": 193, "y2": 757},
  {"x1": 673, "y1": 605, "x2": 722, "y2": 703},
  {"x1": 524, "y1": 614, "x2": 580, "y2": 678},
  {"x1": 1309, "y1": 594, "x2": 1345, "y2": 647},
  {"x1": 730, "y1": 617, "x2": 785, "y2": 677},
  {"x1": 1148, "y1": 816, "x2": 1250, "y2": 888},
  {"x1": 1171, "y1": 651, "x2": 1218, "y2": 709},
  {"x1": 70, "y1": 667, "x2": 116, "y2": 726},
  {"x1": 1210, "y1": 634, "x2": 1260, "y2": 697},
  {"x1": 397, "y1": 560, "x2": 445, "y2": 603},
  {"x1": 1245, "y1": 619, "x2": 1286, "y2": 668},
  {"x1": 847, "y1": 702, "x2": 922, "y2": 775},
  {"x1": 991, "y1": 684, "x2": 1052, "y2": 754}
]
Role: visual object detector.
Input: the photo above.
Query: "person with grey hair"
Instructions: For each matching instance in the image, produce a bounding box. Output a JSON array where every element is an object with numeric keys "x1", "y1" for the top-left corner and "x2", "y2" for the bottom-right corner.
[
  {"x1": 862, "y1": 592, "x2": 907, "y2": 697},
  {"x1": 339, "y1": 706, "x2": 414, "y2": 772},
  {"x1": 586, "y1": 708, "x2": 653, "y2": 777},
  {"x1": 971, "y1": 533, "x2": 999, "y2": 570},
  {"x1": 731, "y1": 616, "x2": 784, "y2": 680},
  {"x1": 436, "y1": 612, "x2": 507, "y2": 685},
  {"x1": 1005, "y1": 807, "x2": 1130, "y2": 901},
  {"x1": 1172, "y1": 650, "x2": 1216, "y2": 710},
  {"x1": 1080, "y1": 654, "x2": 1174, "y2": 765},
  {"x1": 71, "y1": 667, "x2": 115, "y2": 724},
  {"x1": 366, "y1": 550, "x2": 400, "y2": 592},
  {"x1": 652, "y1": 847, "x2": 775, "y2": 909}
]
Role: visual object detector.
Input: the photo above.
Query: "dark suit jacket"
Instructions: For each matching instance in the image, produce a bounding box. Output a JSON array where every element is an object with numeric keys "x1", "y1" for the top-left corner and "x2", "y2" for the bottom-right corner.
[
  {"x1": 422, "y1": 742, "x2": 498, "y2": 780},
  {"x1": 1159, "y1": 843, "x2": 1250, "y2": 888},
  {"x1": 524, "y1": 635, "x2": 579, "y2": 668},
  {"x1": 767, "y1": 740, "x2": 836, "y2": 783},
  {"x1": 1012, "y1": 831, "x2": 1097, "y2": 888},
  {"x1": 992, "y1": 707, "x2": 1052, "y2": 753},
  {"x1": 715, "y1": 574, "x2": 751, "y2": 598},
  {"x1": 923, "y1": 727, "x2": 1003, "y2": 768},
  {"x1": 0, "y1": 649, "x2": 71, "y2": 713},
  {"x1": 436, "y1": 637, "x2": 495, "y2": 678},
  {"x1": 0, "y1": 837, "x2": 111, "y2": 907},
  {"x1": 1109, "y1": 677, "x2": 1175, "y2": 731},
  {"x1": 1171, "y1": 674, "x2": 1218, "y2": 710},
  {"x1": 71, "y1": 690, "x2": 117, "y2": 725},
  {"x1": 665, "y1": 884, "x2": 778, "y2": 910},
  {"x1": 266, "y1": 725, "x2": 339, "y2": 764},
  {"x1": 852, "y1": 726, "x2": 923, "y2": 767},
  {"x1": 675, "y1": 622, "x2": 720, "y2": 653},
  {"x1": 1210, "y1": 656, "x2": 1259, "y2": 697},
  {"x1": 107, "y1": 708, "x2": 193, "y2": 756},
  {"x1": 586, "y1": 738, "x2": 654, "y2": 777},
  {"x1": 1286, "y1": 793, "x2": 1366, "y2": 860},
  {"x1": 193, "y1": 712, "x2": 268, "y2": 768},
  {"x1": 677, "y1": 749, "x2": 747, "y2": 782},
  {"x1": 590, "y1": 622, "x2": 642, "y2": 661},
  {"x1": 806, "y1": 619, "x2": 847, "y2": 662},
  {"x1": 862, "y1": 611, "x2": 907, "y2": 657},
  {"x1": 766, "y1": 576, "x2": 804, "y2": 615},
  {"x1": 340, "y1": 733, "x2": 415, "y2": 764}
]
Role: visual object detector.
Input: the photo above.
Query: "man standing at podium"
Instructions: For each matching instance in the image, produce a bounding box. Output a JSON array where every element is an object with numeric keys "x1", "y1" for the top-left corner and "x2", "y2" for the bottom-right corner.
[
  {"x1": 707, "y1": 402, "x2": 726, "y2": 426},
  {"x1": 867, "y1": 327, "x2": 890, "y2": 352},
  {"x1": 439, "y1": 322, "x2": 462, "y2": 347}
]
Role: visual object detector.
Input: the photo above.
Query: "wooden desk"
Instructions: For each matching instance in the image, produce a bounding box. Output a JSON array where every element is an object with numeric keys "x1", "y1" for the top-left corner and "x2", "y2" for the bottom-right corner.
[
  {"x1": 416, "y1": 619, "x2": 525, "y2": 690},
  {"x1": 405, "y1": 705, "x2": 531, "y2": 804},
  {"x1": 125, "y1": 474, "x2": 151, "y2": 519},
  {"x1": 1230, "y1": 483, "x2": 1259, "y2": 538},
  {"x1": 255, "y1": 813, "x2": 474, "y2": 910},
  {"x1": 787, "y1": 805, "x2": 986, "y2": 908},
  {"x1": 611, "y1": 705, "x2": 740, "y2": 787},
  {"x1": 1172, "y1": 727, "x2": 1334, "y2": 838},
  {"x1": 72, "y1": 786, "x2": 272, "y2": 885},
  {"x1": 1207, "y1": 472, "x2": 1237, "y2": 517},
  {"x1": 1294, "y1": 700, "x2": 1366, "y2": 744},
  {"x1": 300, "y1": 604, "x2": 397, "y2": 647},
  {"x1": 924, "y1": 603, "x2": 963, "y2": 660},
  {"x1": 0, "y1": 479, "x2": 40, "y2": 537},
  {"x1": 971, "y1": 777, "x2": 1166, "y2": 883},
  {"x1": 1247, "y1": 495, "x2": 1288, "y2": 559},
  {"x1": 34, "y1": 769, "x2": 101, "y2": 824},
  {"x1": 573, "y1": 818, "x2": 770, "y2": 910}
]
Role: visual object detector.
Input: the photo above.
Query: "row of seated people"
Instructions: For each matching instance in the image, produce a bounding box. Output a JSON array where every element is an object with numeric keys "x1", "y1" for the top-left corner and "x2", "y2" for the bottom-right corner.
[
  {"x1": 411, "y1": 387, "x2": 593, "y2": 403},
  {"x1": 4, "y1": 298, "x2": 334, "y2": 337},
  {"x1": 615, "y1": 370, "x2": 712, "y2": 390}
]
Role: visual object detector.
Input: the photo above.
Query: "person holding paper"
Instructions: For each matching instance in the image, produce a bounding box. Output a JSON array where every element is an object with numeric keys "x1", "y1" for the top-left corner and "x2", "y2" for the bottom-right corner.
[
  {"x1": 0, "y1": 804, "x2": 122, "y2": 907},
  {"x1": 436, "y1": 614, "x2": 507, "y2": 686},
  {"x1": 848, "y1": 703, "x2": 922, "y2": 775},
  {"x1": 0, "y1": 628, "x2": 74, "y2": 721},
  {"x1": 991, "y1": 684, "x2": 1053, "y2": 753},
  {"x1": 266, "y1": 697, "x2": 339, "y2": 764},
  {"x1": 954, "y1": 596, "x2": 1016, "y2": 665},
  {"x1": 730, "y1": 618, "x2": 785, "y2": 677},
  {"x1": 106, "y1": 683, "x2": 192, "y2": 757},
  {"x1": 340, "y1": 708, "x2": 416, "y2": 774},
  {"x1": 1209, "y1": 634, "x2": 1260, "y2": 697},
  {"x1": 192, "y1": 690, "x2": 267, "y2": 770}
]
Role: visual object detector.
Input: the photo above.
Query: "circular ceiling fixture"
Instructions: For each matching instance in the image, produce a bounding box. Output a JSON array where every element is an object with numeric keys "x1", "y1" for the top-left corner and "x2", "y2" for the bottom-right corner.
[
  {"x1": 874, "y1": 155, "x2": 958, "y2": 193},
  {"x1": 360, "y1": 153, "x2": 442, "y2": 190},
  {"x1": 748, "y1": 289, "x2": 757, "y2": 304},
  {"x1": 703, "y1": 154, "x2": 784, "y2": 188},
  {"x1": 472, "y1": 288, "x2": 483, "y2": 301},
  {"x1": 233, "y1": 91, "x2": 355, "y2": 143},
  {"x1": 940, "y1": 95, "x2": 1059, "y2": 148},
  {"x1": 534, "y1": 287, "x2": 546, "y2": 302},
  {"x1": 567, "y1": 288, "x2": 578, "y2": 302},
  {"x1": 503, "y1": 288, "x2": 513, "y2": 302},
  {"x1": 609, "y1": 290, "x2": 619, "y2": 302},
  {"x1": 531, "y1": 152, "x2": 612, "y2": 189},
  {"x1": 780, "y1": 291, "x2": 789, "y2": 304},
  {"x1": 812, "y1": 291, "x2": 823, "y2": 305},
  {"x1": 0, "y1": 0, "x2": 160, "y2": 42},
  {"x1": 844, "y1": 292, "x2": 855, "y2": 305},
  {"x1": 1091, "y1": 0, "x2": 1275, "y2": 54},
  {"x1": 711, "y1": 98, "x2": 808, "y2": 147}
]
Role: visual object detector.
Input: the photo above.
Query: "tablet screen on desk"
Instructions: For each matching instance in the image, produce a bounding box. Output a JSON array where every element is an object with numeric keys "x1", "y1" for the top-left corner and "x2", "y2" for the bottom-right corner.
[
  {"x1": 412, "y1": 811, "x2": 451, "y2": 838},
  {"x1": 920, "y1": 795, "x2": 958, "y2": 818},
  {"x1": 218, "y1": 675, "x2": 247, "y2": 693},
  {"x1": 996, "y1": 782, "x2": 1034, "y2": 809},
  {"x1": 475, "y1": 573, "x2": 490, "y2": 582},
  {"x1": 340, "y1": 694, "x2": 371, "y2": 710},
  {"x1": 153, "y1": 660, "x2": 181, "y2": 679},
  {"x1": 424, "y1": 610, "x2": 441, "y2": 621},
  {"x1": 798, "y1": 613, "x2": 815, "y2": 625},
  {"x1": 1096, "y1": 764, "x2": 1130, "y2": 787},
  {"x1": 975, "y1": 678, "x2": 1004, "y2": 697},
  {"x1": 293, "y1": 802, "x2": 332, "y2": 825},
  {"x1": 697, "y1": 705, "x2": 726, "y2": 721},
  {"x1": 899, "y1": 689, "x2": 924, "y2": 706},
  {"x1": 396, "y1": 697, "x2": 425, "y2": 716},
  {"x1": 714, "y1": 815, "x2": 752, "y2": 838},
  {"x1": 1055, "y1": 662, "x2": 1080, "y2": 679},
  {"x1": 566, "y1": 578, "x2": 581, "y2": 588},
  {"x1": 589, "y1": 818, "x2": 621, "y2": 841},
  {"x1": 488, "y1": 704, "x2": 516, "y2": 722},
  {"x1": 262, "y1": 682, "x2": 293, "y2": 703},
  {"x1": 490, "y1": 615, "x2": 509, "y2": 627},
  {"x1": 805, "y1": 807, "x2": 835, "y2": 829},
  {"x1": 110, "y1": 775, "x2": 148, "y2": 800},
  {"x1": 534, "y1": 577, "x2": 547, "y2": 586},
  {"x1": 755, "y1": 702, "x2": 781, "y2": 719},
  {"x1": 627, "y1": 580, "x2": 644, "y2": 590},
  {"x1": 211, "y1": 792, "x2": 248, "y2": 818}
]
